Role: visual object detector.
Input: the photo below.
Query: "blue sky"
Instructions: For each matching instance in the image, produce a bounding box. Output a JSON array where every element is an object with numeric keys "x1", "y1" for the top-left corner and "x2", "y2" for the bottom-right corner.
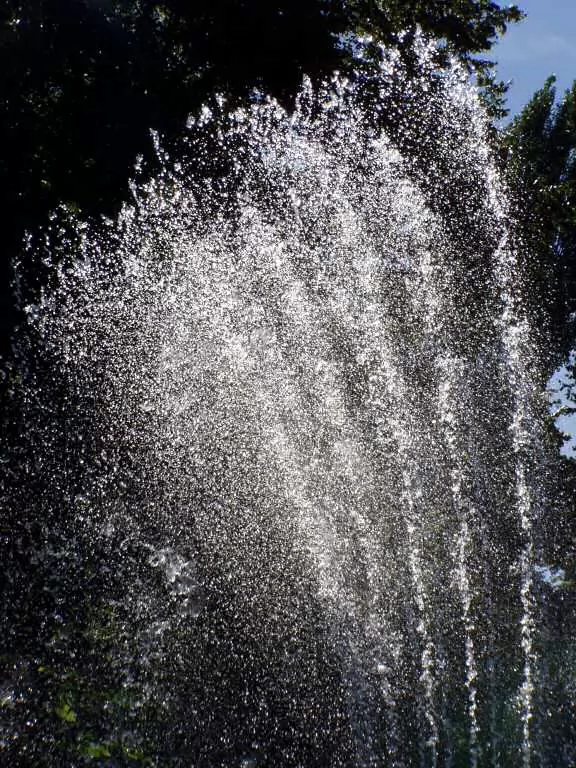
[{"x1": 494, "y1": 0, "x2": 576, "y2": 117}]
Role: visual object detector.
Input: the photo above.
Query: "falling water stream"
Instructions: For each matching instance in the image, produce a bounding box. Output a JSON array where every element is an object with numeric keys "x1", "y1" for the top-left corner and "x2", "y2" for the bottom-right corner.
[{"x1": 2, "y1": 41, "x2": 574, "y2": 766}]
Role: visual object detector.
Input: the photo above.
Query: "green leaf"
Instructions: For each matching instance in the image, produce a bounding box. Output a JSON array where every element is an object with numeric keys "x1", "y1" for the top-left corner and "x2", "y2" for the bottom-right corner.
[
  {"x1": 55, "y1": 701, "x2": 78, "y2": 724},
  {"x1": 83, "y1": 742, "x2": 111, "y2": 758}
]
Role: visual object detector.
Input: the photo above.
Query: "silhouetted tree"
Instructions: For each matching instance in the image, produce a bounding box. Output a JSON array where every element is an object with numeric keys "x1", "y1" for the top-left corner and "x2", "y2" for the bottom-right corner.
[
  {"x1": 502, "y1": 77, "x2": 576, "y2": 375},
  {"x1": 0, "y1": 1, "x2": 522, "y2": 355}
]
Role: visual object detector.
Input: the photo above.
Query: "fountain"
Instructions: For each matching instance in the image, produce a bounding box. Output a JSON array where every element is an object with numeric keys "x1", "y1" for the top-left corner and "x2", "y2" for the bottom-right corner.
[{"x1": 1, "y1": 40, "x2": 574, "y2": 766}]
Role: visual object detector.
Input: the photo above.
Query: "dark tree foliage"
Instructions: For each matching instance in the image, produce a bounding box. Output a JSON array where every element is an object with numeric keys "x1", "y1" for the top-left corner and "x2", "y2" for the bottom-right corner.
[
  {"x1": 0, "y1": 0, "x2": 344, "y2": 356},
  {"x1": 502, "y1": 77, "x2": 576, "y2": 374},
  {"x1": 502, "y1": 80, "x2": 576, "y2": 682},
  {"x1": 348, "y1": 0, "x2": 522, "y2": 72},
  {"x1": 0, "y1": 0, "x2": 522, "y2": 357}
]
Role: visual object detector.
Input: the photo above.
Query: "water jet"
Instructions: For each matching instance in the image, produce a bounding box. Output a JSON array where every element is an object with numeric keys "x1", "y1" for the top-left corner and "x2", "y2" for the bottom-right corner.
[{"x1": 2, "y1": 41, "x2": 574, "y2": 767}]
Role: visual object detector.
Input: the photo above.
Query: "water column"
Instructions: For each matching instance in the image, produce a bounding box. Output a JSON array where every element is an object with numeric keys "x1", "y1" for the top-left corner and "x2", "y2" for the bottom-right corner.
[
  {"x1": 496, "y1": 240, "x2": 538, "y2": 768},
  {"x1": 435, "y1": 356, "x2": 481, "y2": 767}
]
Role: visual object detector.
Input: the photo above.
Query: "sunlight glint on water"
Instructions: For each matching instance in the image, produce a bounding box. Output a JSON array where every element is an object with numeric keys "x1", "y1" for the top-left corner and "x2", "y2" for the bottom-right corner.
[{"x1": 9, "y1": 40, "x2": 568, "y2": 766}]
